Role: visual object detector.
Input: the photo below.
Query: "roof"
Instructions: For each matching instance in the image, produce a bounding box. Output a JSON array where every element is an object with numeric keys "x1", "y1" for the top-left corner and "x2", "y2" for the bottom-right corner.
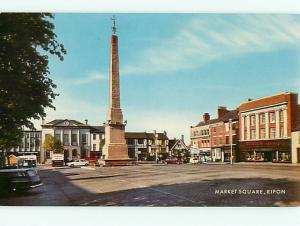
[
  {"x1": 195, "y1": 109, "x2": 238, "y2": 127},
  {"x1": 90, "y1": 126, "x2": 105, "y2": 133},
  {"x1": 239, "y1": 92, "x2": 297, "y2": 112},
  {"x1": 42, "y1": 119, "x2": 105, "y2": 132},
  {"x1": 125, "y1": 132, "x2": 168, "y2": 140},
  {"x1": 42, "y1": 119, "x2": 87, "y2": 127},
  {"x1": 168, "y1": 138, "x2": 189, "y2": 151}
]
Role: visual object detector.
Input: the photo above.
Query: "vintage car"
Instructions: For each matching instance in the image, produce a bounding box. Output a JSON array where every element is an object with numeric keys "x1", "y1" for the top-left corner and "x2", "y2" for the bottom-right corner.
[
  {"x1": 0, "y1": 168, "x2": 43, "y2": 193},
  {"x1": 66, "y1": 159, "x2": 89, "y2": 167},
  {"x1": 164, "y1": 158, "x2": 182, "y2": 164}
]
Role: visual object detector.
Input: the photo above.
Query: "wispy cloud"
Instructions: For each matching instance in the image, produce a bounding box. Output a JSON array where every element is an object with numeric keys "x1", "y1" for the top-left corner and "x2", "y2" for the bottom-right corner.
[
  {"x1": 72, "y1": 71, "x2": 108, "y2": 85},
  {"x1": 122, "y1": 15, "x2": 300, "y2": 76}
]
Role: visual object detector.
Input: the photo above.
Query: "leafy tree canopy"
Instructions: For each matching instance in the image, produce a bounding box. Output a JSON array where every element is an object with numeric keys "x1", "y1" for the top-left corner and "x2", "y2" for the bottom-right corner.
[
  {"x1": 42, "y1": 134, "x2": 64, "y2": 154},
  {"x1": 0, "y1": 13, "x2": 66, "y2": 150}
]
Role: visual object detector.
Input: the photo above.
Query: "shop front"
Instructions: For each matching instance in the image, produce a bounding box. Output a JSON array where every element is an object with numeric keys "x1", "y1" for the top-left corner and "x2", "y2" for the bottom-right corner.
[
  {"x1": 223, "y1": 146, "x2": 237, "y2": 162},
  {"x1": 239, "y1": 139, "x2": 291, "y2": 163}
]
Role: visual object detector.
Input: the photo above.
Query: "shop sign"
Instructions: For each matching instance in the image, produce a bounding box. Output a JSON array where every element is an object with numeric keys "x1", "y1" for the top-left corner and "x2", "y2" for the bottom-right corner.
[{"x1": 240, "y1": 139, "x2": 290, "y2": 149}]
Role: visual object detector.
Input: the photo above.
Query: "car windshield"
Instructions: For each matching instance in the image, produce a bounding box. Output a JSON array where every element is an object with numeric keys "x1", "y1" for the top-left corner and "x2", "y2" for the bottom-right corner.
[{"x1": 27, "y1": 170, "x2": 37, "y2": 177}]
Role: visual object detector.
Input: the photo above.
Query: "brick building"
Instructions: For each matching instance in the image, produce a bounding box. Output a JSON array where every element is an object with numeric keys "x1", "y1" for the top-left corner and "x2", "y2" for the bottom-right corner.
[
  {"x1": 191, "y1": 107, "x2": 239, "y2": 162},
  {"x1": 239, "y1": 92, "x2": 300, "y2": 163}
]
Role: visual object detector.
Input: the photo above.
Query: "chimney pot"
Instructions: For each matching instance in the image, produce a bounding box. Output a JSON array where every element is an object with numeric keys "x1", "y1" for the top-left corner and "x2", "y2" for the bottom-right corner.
[
  {"x1": 203, "y1": 113, "x2": 210, "y2": 123},
  {"x1": 85, "y1": 119, "x2": 88, "y2": 125},
  {"x1": 217, "y1": 106, "x2": 229, "y2": 119}
]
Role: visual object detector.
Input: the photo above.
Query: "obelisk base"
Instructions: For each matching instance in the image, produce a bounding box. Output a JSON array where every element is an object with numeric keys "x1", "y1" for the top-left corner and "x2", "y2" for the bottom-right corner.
[
  {"x1": 100, "y1": 143, "x2": 136, "y2": 166},
  {"x1": 99, "y1": 159, "x2": 136, "y2": 167}
]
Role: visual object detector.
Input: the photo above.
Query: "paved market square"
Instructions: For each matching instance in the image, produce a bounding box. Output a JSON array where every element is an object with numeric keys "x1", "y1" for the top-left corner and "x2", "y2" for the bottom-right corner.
[{"x1": 1, "y1": 164, "x2": 299, "y2": 206}]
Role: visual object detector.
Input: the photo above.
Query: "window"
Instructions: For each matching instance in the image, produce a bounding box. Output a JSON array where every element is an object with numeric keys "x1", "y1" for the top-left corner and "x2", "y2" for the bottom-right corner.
[
  {"x1": 138, "y1": 139, "x2": 144, "y2": 144},
  {"x1": 260, "y1": 128, "x2": 266, "y2": 139},
  {"x1": 55, "y1": 133, "x2": 61, "y2": 142},
  {"x1": 244, "y1": 130, "x2": 247, "y2": 140},
  {"x1": 269, "y1": 112, "x2": 275, "y2": 123},
  {"x1": 81, "y1": 134, "x2": 87, "y2": 145},
  {"x1": 93, "y1": 134, "x2": 97, "y2": 140},
  {"x1": 270, "y1": 128, "x2": 276, "y2": 139},
  {"x1": 280, "y1": 126, "x2": 284, "y2": 137},
  {"x1": 250, "y1": 115, "x2": 256, "y2": 126},
  {"x1": 279, "y1": 110, "x2": 284, "y2": 122},
  {"x1": 63, "y1": 134, "x2": 69, "y2": 146},
  {"x1": 251, "y1": 129, "x2": 256, "y2": 140},
  {"x1": 93, "y1": 144, "x2": 96, "y2": 151},
  {"x1": 71, "y1": 134, "x2": 78, "y2": 146},
  {"x1": 259, "y1": 114, "x2": 265, "y2": 124},
  {"x1": 219, "y1": 137, "x2": 222, "y2": 145},
  {"x1": 226, "y1": 136, "x2": 229, "y2": 144}
]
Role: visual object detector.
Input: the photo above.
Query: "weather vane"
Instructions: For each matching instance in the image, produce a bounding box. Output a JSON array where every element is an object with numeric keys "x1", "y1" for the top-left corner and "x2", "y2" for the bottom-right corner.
[{"x1": 111, "y1": 15, "x2": 117, "y2": 34}]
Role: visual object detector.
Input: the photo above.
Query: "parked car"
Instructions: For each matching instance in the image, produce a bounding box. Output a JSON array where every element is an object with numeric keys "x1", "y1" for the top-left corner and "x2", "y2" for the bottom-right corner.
[
  {"x1": 189, "y1": 157, "x2": 199, "y2": 164},
  {"x1": 165, "y1": 158, "x2": 182, "y2": 164},
  {"x1": 0, "y1": 168, "x2": 43, "y2": 193},
  {"x1": 66, "y1": 159, "x2": 89, "y2": 167}
]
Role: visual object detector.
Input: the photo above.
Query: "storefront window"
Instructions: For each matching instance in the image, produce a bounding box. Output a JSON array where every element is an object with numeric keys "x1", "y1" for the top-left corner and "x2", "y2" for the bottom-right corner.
[{"x1": 278, "y1": 152, "x2": 290, "y2": 162}]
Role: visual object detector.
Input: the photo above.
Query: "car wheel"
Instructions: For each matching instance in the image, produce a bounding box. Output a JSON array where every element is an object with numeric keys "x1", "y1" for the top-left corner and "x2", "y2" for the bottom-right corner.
[
  {"x1": 85, "y1": 163, "x2": 89, "y2": 166},
  {"x1": 71, "y1": 164, "x2": 74, "y2": 167}
]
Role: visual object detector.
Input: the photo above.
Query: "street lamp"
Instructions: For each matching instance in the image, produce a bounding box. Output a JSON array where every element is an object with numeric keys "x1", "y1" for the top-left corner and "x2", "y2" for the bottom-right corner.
[
  {"x1": 154, "y1": 130, "x2": 159, "y2": 164},
  {"x1": 229, "y1": 118, "x2": 233, "y2": 165}
]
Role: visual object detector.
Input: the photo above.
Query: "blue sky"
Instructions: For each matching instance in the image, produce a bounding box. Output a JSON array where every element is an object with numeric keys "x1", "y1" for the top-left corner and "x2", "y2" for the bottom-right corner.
[{"x1": 36, "y1": 14, "x2": 300, "y2": 141}]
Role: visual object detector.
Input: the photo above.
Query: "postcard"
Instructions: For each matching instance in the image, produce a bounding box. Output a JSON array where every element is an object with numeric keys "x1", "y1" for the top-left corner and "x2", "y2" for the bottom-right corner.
[{"x1": 0, "y1": 13, "x2": 300, "y2": 208}]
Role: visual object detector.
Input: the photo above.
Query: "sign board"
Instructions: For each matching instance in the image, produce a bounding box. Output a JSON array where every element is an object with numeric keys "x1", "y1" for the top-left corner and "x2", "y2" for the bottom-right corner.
[
  {"x1": 9, "y1": 155, "x2": 17, "y2": 165},
  {"x1": 52, "y1": 154, "x2": 64, "y2": 161},
  {"x1": 18, "y1": 155, "x2": 37, "y2": 160}
]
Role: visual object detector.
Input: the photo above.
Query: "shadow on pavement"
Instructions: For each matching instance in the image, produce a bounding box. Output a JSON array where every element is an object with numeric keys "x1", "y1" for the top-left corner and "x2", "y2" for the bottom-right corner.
[{"x1": 0, "y1": 168, "x2": 299, "y2": 207}]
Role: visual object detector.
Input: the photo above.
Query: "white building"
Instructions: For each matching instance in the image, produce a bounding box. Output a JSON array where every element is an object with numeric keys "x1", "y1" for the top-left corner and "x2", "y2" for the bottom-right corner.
[{"x1": 41, "y1": 119, "x2": 105, "y2": 163}]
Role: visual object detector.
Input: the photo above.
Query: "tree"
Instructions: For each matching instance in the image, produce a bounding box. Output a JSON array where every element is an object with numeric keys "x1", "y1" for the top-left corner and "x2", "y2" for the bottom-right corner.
[
  {"x1": 0, "y1": 13, "x2": 66, "y2": 164},
  {"x1": 42, "y1": 135, "x2": 64, "y2": 154}
]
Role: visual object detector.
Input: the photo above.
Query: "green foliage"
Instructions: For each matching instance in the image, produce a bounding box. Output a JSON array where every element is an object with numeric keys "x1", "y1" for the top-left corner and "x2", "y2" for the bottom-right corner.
[
  {"x1": 0, "y1": 13, "x2": 66, "y2": 151},
  {"x1": 43, "y1": 134, "x2": 64, "y2": 154}
]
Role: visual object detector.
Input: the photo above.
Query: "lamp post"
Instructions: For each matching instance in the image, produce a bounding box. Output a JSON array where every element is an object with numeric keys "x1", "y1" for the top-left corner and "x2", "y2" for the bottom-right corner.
[
  {"x1": 154, "y1": 130, "x2": 159, "y2": 164},
  {"x1": 229, "y1": 118, "x2": 233, "y2": 165}
]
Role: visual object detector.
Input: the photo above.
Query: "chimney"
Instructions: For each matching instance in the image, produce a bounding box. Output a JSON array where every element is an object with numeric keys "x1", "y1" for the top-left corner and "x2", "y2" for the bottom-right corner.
[
  {"x1": 85, "y1": 119, "x2": 88, "y2": 125},
  {"x1": 181, "y1": 135, "x2": 184, "y2": 141},
  {"x1": 217, "y1": 106, "x2": 229, "y2": 119},
  {"x1": 42, "y1": 119, "x2": 45, "y2": 125},
  {"x1": 203, "y1": 113, "x2": 210, "y2": 123}
]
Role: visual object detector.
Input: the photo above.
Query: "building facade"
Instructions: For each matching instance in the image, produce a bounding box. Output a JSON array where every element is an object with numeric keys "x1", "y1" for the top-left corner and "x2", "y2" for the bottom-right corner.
[
  {"x1": 191, "y1": 107, "x2": 239, "y2": 162},
  {"x1": 239, "y1": 92, "x2": 299, "y2": 163},
  {"x1": 291, "y1": 123, "x2": 300, "y2": 163},
  {"x1": 125, "y1": 131, "x2": 169, "y2": 161},
  {"x1": 90, "y1": 126, "x2": 105, "y2": 159},
  {"x1": 168, "y1": 135, "x2": 189, "y2": 159},
  {"x1": 41, "y1": 119, "x2": 105, "y2": 163},
  {"x1": 6, "y1": 130, "x2": 42, "y2": 163}
]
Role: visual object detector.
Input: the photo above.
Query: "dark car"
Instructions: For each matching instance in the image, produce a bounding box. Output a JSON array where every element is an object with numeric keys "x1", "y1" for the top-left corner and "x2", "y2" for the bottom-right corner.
[
  {"x1": 165, "y1": 158, "x2": 182, "y2": 164},
  {"x1": 0, "y1": 168, "x2": 43, "y2": 193}
]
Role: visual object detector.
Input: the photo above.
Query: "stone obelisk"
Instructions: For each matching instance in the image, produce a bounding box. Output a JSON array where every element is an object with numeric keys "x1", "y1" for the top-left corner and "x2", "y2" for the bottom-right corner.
[{"x1": 102, "y1": 16, "x2": 131, "y2": 166}]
